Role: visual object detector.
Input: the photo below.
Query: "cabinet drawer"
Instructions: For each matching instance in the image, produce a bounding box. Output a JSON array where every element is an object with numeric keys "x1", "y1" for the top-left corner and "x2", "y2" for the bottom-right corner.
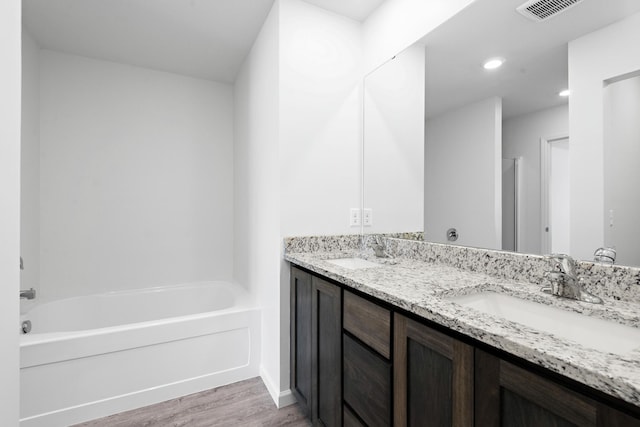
[
  {"x1": 344, "y1": 404, "x2": 365, "y2": 427},
  {"x1": 343, "y1": 333, "x2": 391, "y2": 427},
  {"x1": 343, "y1": 290, "x2": 391, "y2": 358}
]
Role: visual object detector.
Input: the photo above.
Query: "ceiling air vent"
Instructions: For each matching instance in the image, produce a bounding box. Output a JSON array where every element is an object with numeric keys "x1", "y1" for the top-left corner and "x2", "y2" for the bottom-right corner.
[{"x1": 516, "y1": 0, "x2": 585, "y2": 22}]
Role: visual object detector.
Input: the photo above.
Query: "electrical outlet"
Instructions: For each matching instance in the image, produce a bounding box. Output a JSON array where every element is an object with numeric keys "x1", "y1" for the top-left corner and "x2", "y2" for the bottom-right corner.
[
  {"x1": 363, "y1": 208, "x2": 373, "y2": 226},
  {"x1": 350, "y1": 208, "x2": 361, "y2": 227}
]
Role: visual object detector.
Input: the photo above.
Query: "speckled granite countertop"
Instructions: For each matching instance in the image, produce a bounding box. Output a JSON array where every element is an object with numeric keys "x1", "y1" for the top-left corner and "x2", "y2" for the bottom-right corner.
[{"x1": 285, "y1": 246, "x2": 640, "y2": 407}]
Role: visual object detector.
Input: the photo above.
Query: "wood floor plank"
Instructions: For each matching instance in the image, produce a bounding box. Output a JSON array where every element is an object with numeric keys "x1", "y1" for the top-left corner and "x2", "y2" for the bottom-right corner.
[{"x1": 73, "y1": 377, "x2": 311, "y2": 427}]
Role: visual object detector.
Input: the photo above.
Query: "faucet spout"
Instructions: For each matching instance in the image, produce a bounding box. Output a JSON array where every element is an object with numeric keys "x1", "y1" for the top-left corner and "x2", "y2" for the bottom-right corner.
[
  {"x1": 542, "y1": 254, "x2": 603, "y2": 304},
  {"x1": 20, "y1": 288, "x2": 36, "y2": 300}
]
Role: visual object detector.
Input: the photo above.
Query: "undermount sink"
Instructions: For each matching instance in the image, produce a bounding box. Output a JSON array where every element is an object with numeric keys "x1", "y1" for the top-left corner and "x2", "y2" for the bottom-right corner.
[
  {"x1": 447, "y1": 291, "x2": 640, "y2": 356},
  {"x1": 325, "y1": 257, "x2": 381, "y2": 270}
]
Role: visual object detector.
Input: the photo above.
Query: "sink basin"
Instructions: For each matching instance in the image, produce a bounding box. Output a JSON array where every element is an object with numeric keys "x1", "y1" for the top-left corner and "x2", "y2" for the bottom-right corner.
[
  {"x1": 325, "y1": 258, "x2": 381, "y2": 270},
  {"x1": 447, "y1": 291, "x2": 640, "y2": 356}
]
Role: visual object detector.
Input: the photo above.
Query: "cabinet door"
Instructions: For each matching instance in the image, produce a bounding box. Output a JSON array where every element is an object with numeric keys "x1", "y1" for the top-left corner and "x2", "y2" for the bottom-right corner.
[
  {"x1": 311, "y1": 277, "x2": 342, "y2": 427},
  {"x1": 394, "y1": 314, "x2": 473, "y2": 427},
  {"x1": 476, "y1": 349, "x2": 593, "y2": 427},
  {"x1": 475, "y1": 350, "x2": 640, "y2": 427},
  {"x1": 290, "y1": 267, "x2": 313, "y2": 416}
]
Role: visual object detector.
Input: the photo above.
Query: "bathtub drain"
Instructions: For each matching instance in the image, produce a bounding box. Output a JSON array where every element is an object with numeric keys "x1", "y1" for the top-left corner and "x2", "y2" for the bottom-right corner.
[{"x1": 22, "y1": 320, "x2": 32, "y2": 334}]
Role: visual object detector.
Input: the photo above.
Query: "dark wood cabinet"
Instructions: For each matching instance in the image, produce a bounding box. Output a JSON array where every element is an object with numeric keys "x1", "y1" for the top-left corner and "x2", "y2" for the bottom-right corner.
[
  {"x1": 291, "y1": 265, "x2": 640, "y2": 427},
  {"x1": 291, "y1": 267, "x2": 313, "y2": 416},
  {"x1": 475, "y1": 349, "x2": 640, "y2": 427},
  {"x1": 311, "y1": 276, "x2": 342, "y2": 426},
  {"x1": 342, "y1": 290, "x2": 392, "y2": 426},
  {"x1": 344, "y1": 290, "x2": 391, "y2": 358},
  {"x1": 290, "y1": 267, "x2": 342, "y2": 426},
  {"x1": 343, "y1": 333, "x2": 392, "y2": 426},
  {"x1": 394, "y1": 314, "x2": 474, "y2": 427}
]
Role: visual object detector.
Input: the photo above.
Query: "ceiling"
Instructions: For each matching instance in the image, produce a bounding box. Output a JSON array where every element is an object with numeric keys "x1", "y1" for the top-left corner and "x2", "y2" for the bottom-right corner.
[
  {"x1": 22, "y1": 0, "x2": 385, "y2": 84},
  {"x1": 421, "y1": 0, "x2": 640, "y2": 119}
]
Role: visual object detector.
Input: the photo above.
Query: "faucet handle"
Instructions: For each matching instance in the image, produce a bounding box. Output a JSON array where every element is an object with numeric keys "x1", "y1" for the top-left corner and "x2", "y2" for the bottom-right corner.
[{"x1": 546, "y1": 253, "x2": 577, "y2": 275}]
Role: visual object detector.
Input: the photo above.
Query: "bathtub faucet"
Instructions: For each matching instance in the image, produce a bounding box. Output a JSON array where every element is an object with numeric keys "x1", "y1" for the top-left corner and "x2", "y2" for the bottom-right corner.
[{"x1": 20, "y1": 288, "x2": 36, "y2": 300}]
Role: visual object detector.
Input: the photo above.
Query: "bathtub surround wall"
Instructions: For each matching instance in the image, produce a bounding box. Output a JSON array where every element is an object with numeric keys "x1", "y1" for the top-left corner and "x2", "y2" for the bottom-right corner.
[
  {"x1": 39, "y1": 50, "x2": 235, "y2": 299},
  {"x1": 569, "y1": 11, "x2": 640, "y2": 261},
  {"x1": 0, "y1": 0, "x2": 21, "y2": 424},
  {"x1": 21, "y1": 29, "x2": 40, "y2": 296},
  {"x1": 502, "y1": 104, "x2": 569, "y2": 255}
]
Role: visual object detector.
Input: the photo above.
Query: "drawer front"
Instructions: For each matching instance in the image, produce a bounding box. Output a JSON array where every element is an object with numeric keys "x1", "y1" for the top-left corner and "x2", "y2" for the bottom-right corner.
[
  {"x1": 344, "y1": 404, "x2": 365, "y2": 427},
  {"x1": 343, "y1": 290, "x2": 391, "y2": 358},
  {"x1": 343, "y1": 333, "x2": 392, "y2": 427}
]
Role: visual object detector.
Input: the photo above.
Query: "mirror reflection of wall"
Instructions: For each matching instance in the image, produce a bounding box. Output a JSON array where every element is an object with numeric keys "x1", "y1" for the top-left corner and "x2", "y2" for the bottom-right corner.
[
  {"x1": 363, "y1": 44, "x2": 425, "y2": 236},
  {"x1": 569, "y1": 8, "x2": 640, "y2": 264},
  {"x1": 425, "y1": 97, "x2": 502, "y2": 249},
  {"x1": 363, "y1": 0, "x2": 640, "y2": 266},
  {"x1": 604, "y1": 73, "x2": 640, "y2": 267}
]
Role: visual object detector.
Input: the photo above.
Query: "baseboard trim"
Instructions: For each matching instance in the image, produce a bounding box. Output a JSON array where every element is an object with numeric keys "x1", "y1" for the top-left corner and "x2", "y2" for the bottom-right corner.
[{"x1": 259, "y1": 366, "x2": 297, "y2": 408}]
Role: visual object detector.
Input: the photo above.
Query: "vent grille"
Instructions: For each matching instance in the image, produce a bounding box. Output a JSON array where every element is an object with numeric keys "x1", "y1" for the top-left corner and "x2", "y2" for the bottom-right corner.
[{"x1": 516, "y1": 0, "x2": 584, "y2": 21}]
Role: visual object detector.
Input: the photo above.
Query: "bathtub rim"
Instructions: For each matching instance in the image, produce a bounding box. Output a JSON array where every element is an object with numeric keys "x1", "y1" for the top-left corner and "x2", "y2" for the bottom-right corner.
[{"x1": 20, "y1": 281, "x2": 259, "y2": 369}]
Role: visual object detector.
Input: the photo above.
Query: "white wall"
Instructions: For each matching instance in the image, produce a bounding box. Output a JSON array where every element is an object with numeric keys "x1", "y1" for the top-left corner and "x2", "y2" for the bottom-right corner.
[
  {"x1": 39, "y1": 50, "x2": 235, "y2": 299},
  {"x1": 425, "y1": 97, "x2": 502, "y2": 249},
  {"x1": 278, "y1": 0, "x2": 362, "y2": 401},
  {"x1": 21, "y1": 29, "x2": 40, "y2": 296},
  {"x1": 234, "y1": 0, "x2": 282, "y2": 405},
  {"x1": 279, "y1": 0, "x2": 362, "y2": 238},
  {"x1": 362, "y1": 0, "x2": 473, "y2": 72},
  {"x1": 235, "y1": 0, "x2": 362, "y2": 405},
  {"x1": 603, "y1": 74, "x2": 640, "y2": 266},
  {"x1": 0, "y1": 0, "x2": 21, "y2": 424},
  {"x1": 363, "y1": 43, "x2": 424, "y2": 233},
  {"x1": 568, "y1": 11, "x2": 640, "y2": 261},
  {"x1": 503, "y1": 104, "x2": 568, "y2": 255}
]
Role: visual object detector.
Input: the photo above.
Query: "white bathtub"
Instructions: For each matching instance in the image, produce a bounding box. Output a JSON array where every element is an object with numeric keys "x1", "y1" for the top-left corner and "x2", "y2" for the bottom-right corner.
[{"x1": 19, "y1": 282, "x2": 261, "y2": 427}]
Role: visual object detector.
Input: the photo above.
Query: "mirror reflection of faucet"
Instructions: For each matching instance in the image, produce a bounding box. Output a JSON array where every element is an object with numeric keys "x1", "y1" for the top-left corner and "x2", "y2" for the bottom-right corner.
[
  {"x1": 594, "y1": 247, "x2": 616, "y2": 264},
  {"x1": 364, "y1": 235, "x2": 394, "y2": 259},
  {"x1": 541, "y1": 254, "x2": 603, "y2": 304}
]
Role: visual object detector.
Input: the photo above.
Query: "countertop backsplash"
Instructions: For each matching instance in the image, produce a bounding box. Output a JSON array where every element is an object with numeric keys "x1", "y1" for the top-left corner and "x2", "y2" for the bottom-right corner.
[{"x1": 284, "y1": 233, "x2": 640, "y2": 303}]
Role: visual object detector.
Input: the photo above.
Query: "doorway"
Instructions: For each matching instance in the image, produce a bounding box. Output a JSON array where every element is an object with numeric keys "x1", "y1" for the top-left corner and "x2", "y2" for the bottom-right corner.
[{"x1": 541, "y1": 135, "x2": 570, "y2": 254}]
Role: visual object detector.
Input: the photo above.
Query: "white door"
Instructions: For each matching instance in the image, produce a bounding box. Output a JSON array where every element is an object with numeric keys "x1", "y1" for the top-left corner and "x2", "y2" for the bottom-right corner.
[
  {"x1": 0, "y1": 0, "x2": 22, "y2": 424},
  {"x1": 502, "y1": 158, "x2": 519, "y2": 252},
  {"x1": 542, "y1": 136, "x2": 570, "y2": 254}
]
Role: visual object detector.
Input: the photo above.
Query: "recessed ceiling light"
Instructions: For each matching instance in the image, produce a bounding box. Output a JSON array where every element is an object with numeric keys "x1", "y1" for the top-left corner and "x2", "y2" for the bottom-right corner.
[
  {"x1": 559, "y1": 89, "x2": 570, "y2": 97},
  {"x1": 483, "y1": 58, "x2": 504, "y2": 70}
]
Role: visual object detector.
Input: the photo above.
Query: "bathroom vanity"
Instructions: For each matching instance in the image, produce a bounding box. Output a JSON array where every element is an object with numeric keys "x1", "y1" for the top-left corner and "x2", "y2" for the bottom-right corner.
[{"x1": 286, "y1": 235, "x2": 640, "y2": 427}]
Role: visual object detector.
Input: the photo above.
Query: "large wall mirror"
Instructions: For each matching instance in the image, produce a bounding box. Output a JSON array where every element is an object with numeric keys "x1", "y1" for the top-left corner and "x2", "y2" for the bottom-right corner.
[{"x1": 363, "y1": 0, "x2": 640, "y2": 266}]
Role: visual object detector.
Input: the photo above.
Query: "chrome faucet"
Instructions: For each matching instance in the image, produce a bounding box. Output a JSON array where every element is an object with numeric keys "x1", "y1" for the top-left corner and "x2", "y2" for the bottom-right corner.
[
  {"x1": 20, "y1": 288, "x2": 36, "y2": 300},
  {"x1": 542, "y1": 254, "x2": 603, "y2": 304}
]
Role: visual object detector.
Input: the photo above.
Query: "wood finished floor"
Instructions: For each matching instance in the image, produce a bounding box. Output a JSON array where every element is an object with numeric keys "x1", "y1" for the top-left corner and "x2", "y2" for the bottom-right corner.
[{"x1": 73, "y1": 377, "x2": 311, "y2": 427}]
